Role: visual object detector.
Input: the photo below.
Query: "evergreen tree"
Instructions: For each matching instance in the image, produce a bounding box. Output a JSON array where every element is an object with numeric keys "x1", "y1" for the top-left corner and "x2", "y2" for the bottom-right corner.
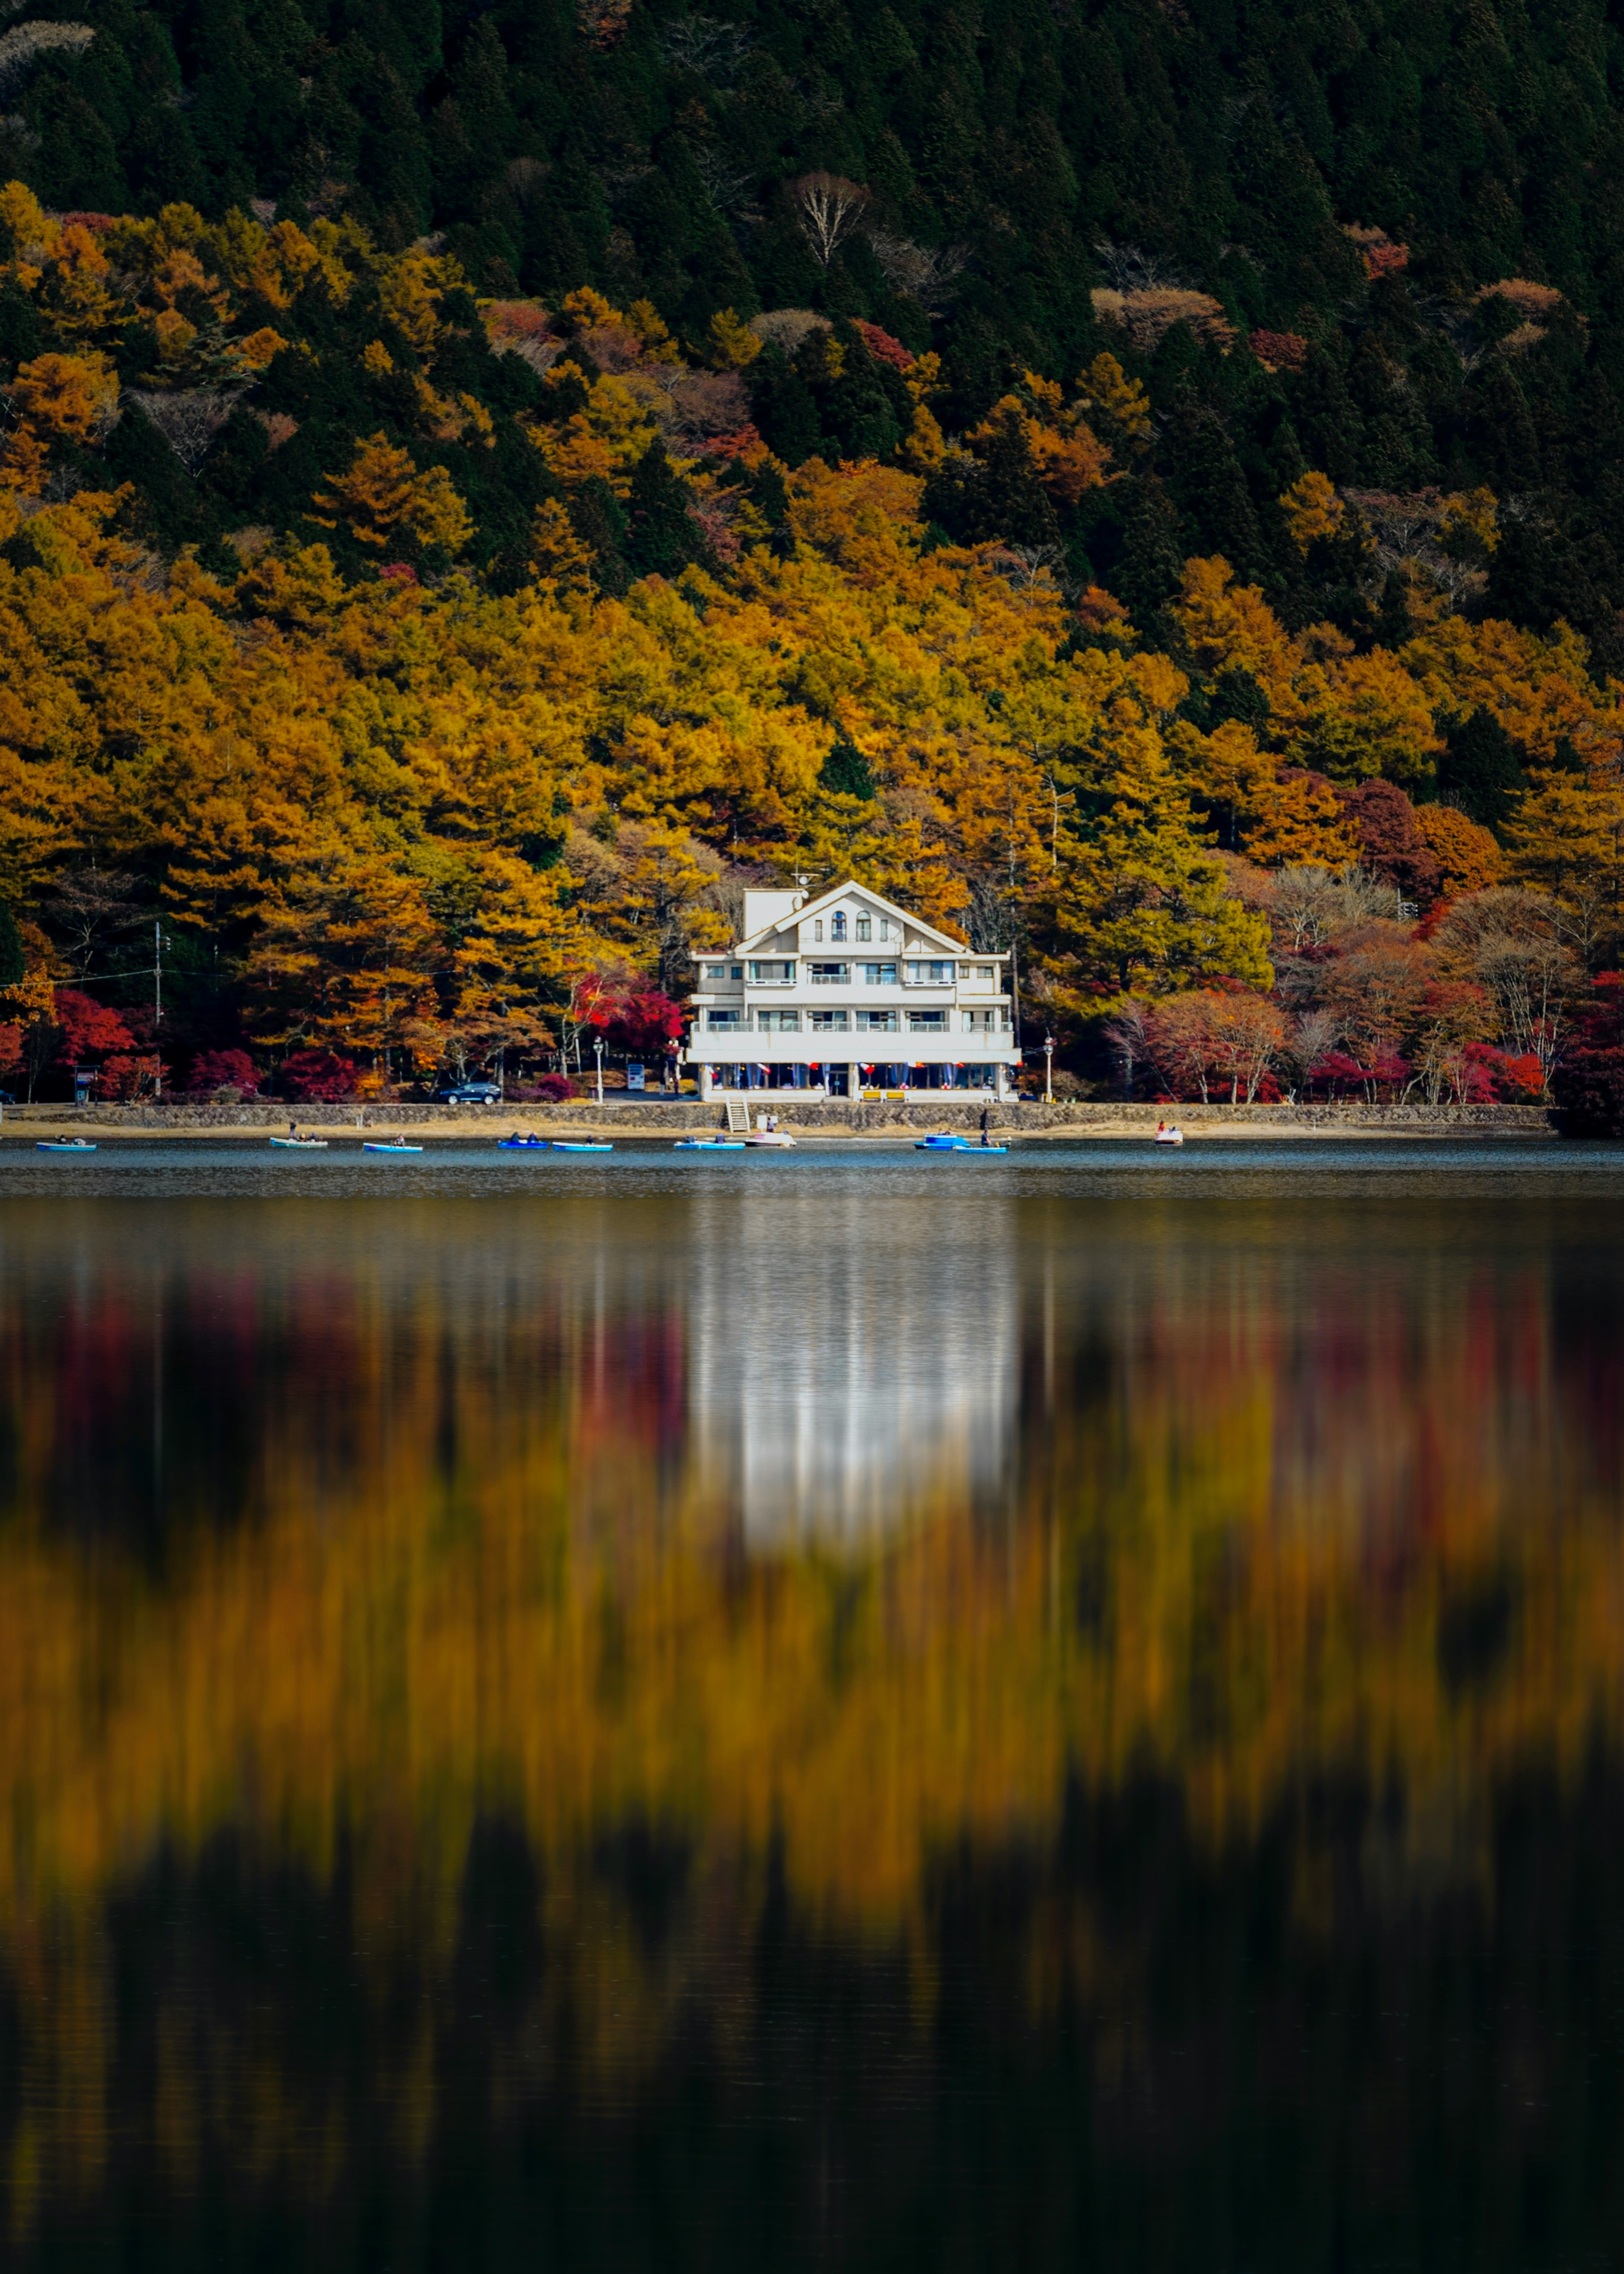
[
  {"x1": 0, "y1": 901, "x2": 22, "y2": 990},
  {"x1": 1438, "y1": 708, "x2": 1528, "y2": 836},
  {"x1": 623, "y1": 439, "x2": 708, "y2": 580}
]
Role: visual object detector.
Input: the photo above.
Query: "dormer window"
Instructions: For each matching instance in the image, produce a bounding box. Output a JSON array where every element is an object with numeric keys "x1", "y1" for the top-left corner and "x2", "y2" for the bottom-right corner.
[
  {"x1": 856, "y1": 914, "x2": 872, "y2": 941},
  {"x1": 832, "y1": 911, "x2": 847, "y2": 941}
]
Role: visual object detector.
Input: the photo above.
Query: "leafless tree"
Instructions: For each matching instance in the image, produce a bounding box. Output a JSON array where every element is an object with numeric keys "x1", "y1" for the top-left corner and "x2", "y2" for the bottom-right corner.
[
  {"x1": 990, "y1": 543, "x2": 1069, "y2": 594},
  {"x1": 867, "y1": 228, "x2": 967, "y2": 311},
  {"x1": 0, "y1": 19, "x2": 92, "y2": 97},
  {"x1": 127, "y1": 388, "x2": 245, "y2": 476},
  {"x1": 1281, "y1": 1007, "x2": 1341, "y2": 1089},
  {"x1": 1267, "y1": 862, "x2": 1387, "y2": 953},
  {"x1": 1091, "y1": 239, "x2": 1180, "y2": 293},
  {"x1": 693, "y1": 145, "x2": 758, "y2": 220},
  {"x1": 790, "y1": 173, "x2": 870, "y2": 268},
  {"x1": 41, "y1": 867, "x2": 148, "y2": 979},
  {"x1": 661, "y1": 15, "x2": 754, "y2": 82},
  {"x1": 750, "y1": 308, "x2": 831, "y2": 356},
  {"x1": 1102, "y1": 998, "x2": 1150, "y2": 1098},
  {"x1": 1434, "y1": 887, "x2": 1574, "y2": 1075}
]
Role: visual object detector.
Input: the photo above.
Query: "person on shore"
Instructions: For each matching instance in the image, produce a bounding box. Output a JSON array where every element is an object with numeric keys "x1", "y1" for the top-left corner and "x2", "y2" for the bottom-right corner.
[
  {"x1": 288, "y1": 1119, "x2": 297, "y2": 1138},
  {"x1": 979, "y1": 1103, "x2": 991, "y2": 1148}
]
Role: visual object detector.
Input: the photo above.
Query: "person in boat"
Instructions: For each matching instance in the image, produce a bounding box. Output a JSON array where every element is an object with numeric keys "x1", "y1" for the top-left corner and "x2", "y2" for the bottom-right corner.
[
  {"x1": 1157, "y1": 1119, "x2": 1166, "y2": 1136},
  {"x1": 288, "y1": 1119, "x2": 298, "y2": 1138}
]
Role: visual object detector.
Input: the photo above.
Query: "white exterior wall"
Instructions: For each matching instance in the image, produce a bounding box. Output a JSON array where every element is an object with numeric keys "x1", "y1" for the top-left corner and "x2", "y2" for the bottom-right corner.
[{"x1": 685, "y1": 881, "x2": 1020, "y2": 1093}]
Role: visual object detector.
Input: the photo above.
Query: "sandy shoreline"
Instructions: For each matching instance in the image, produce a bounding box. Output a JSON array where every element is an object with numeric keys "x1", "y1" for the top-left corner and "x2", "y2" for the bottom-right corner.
[{"x1": 2, "y1": 1116, "x2": 1555, "y2": 1144}]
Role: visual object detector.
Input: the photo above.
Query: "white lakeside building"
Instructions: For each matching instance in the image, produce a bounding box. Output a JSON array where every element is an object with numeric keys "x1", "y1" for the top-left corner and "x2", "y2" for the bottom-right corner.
[{"x1": 686, "y1": 880, "x2": 1020, "y2": 1099}]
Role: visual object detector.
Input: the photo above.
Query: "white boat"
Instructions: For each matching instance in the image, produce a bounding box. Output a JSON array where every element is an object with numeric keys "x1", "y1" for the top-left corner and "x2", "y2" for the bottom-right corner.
[
  {"x1": 271, "y1": 1136, "x2": 329, "y2": 1149},
  {"x1": 1152, "y1": 1126, "x2": 1185, "y2": 1146},
  {"x1": 550, "y1": 1141, "x2": 612, "y2": 1153},
  {"x1": 744, "y1": 1131, "x2": 795, "y2": 1147}
]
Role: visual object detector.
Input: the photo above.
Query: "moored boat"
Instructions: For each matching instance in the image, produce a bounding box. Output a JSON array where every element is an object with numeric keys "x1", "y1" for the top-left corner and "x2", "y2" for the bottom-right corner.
[
  {"x1": 362, "y1": 1141, "x2": 424, "y2": 1154},
  {"x1": 36, "y1": 1139, "x2": 96, "y2": 1152}
]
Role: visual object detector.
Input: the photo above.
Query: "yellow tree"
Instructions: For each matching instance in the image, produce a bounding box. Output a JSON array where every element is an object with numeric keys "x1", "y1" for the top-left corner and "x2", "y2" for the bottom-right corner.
[
  {"x1": 1049, "y1": 727, "x2": 1274, "y2": 1000},
  {"x1": 310, "y1": 435, "x2": 473, "y2": 560}
]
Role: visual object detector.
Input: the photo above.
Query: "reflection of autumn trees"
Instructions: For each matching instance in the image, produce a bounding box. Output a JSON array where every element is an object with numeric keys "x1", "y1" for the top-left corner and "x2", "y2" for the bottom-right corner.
[{"x1": 0, "y1": 1199, "x2": 1621, "y2": 2211}]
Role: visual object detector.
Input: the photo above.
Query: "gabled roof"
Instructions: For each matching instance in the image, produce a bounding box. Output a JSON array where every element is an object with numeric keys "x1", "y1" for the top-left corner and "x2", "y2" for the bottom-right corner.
[{"x1": 736, "y1": 878, "x2": 971, "y2": 955}]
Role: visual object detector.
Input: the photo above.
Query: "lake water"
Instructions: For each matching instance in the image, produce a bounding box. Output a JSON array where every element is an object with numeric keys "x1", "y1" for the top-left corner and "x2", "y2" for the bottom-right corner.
[{"x1": 1, "y1": 1138, "x2": 1622, "y2": 2271}]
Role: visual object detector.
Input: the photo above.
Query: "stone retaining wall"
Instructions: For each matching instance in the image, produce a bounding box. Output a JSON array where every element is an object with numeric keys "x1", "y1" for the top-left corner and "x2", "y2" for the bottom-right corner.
[{"x1": 1, "y1": 1097, "x2": 1559, "y2": 1136}]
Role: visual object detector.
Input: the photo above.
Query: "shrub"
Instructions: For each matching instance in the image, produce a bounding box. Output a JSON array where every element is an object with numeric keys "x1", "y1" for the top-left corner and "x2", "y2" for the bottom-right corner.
[
  {"x1": 281, "y1": 1048, "x2": 357, "y2": 1100},
  {"x1": 187, "y1": 1047, "x2": 259, "y2": 1096},
  {"x1": 1551, "y1": 974, "x2": 1624, "y2": 1135}
]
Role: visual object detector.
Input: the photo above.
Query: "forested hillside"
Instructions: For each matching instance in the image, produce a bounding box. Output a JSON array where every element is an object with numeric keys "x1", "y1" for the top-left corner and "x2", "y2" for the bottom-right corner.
[{"x1": 0, "y1": 0, "x2": 1621, "y2": 1113}]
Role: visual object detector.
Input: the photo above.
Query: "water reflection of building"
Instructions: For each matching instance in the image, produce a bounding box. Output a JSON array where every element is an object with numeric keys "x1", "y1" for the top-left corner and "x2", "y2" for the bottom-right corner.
[{"x1": 686, "y1": 1188, "x2": 1018, "y2": 1545}]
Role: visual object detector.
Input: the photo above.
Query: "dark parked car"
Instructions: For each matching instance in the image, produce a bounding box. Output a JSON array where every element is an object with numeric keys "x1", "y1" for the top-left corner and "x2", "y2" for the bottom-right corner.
[{"x1": 436, "y1": 1081, "x2": 503, "y2": 1105}]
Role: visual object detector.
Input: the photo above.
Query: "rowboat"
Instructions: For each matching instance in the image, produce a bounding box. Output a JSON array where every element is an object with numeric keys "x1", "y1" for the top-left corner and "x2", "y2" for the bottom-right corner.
[
  {"x1": 36, "y1": 1139, "x2": 96, "y2": 1152},
  {"x1": 675, "y1": 1138, "x2": 745, "y2": 1150},
  {"x1": 744, "y1": 1132, "x2": 795, "y2": 1147},
  {"x1": 550, "y1": 1141, "x2": 612, "y2": 1152},
  {"x1": 271, "y1": 1136, "x2": 328, "y2": 1148},
  {"x1": 915, "y1": 1136, "x2": 1007, "y2": 1154},
  {"x1": 362, "y1": 1141, "x2": 423, "y2": 1155},
  {"x1": 497, "y1": 1136, "x2": 548, "y2": 1149},
  {"x1": 1152, "y1": 1128, "x2": 1185, "y2": 1146}
]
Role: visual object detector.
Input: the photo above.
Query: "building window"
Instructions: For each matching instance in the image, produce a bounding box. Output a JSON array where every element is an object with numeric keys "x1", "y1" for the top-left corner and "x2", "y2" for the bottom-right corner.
[
  {"x1": 809, "y1": 1008, "x2": 848, "y2": 1031},
  {"x1": 813, "y1": 919, "x2": 823, "y2": 942},
  {"x1": 831, "y1": 911, "x2": 847, "y2": 941},
  {"x1": 861, "y1": 962, "x2": 898, "y2": 986},
  {"x1": 809, "y1": 962, "x2": 848, "y2": 984},
  {"x1": 731, "y1": 965, "x2": 743, "y2": 979},
  {"x1": 707, "y1": 1009, "x2": 743, "y2": 1029},
  {"x1": 757, "y1": 1009, "x2": 800, "y2": 1031},
  {"x1": 908, "y1": 1009, "x2": 945, "y2": 1030},
  {"x1": 963, "y1": 1009, "x2": 990, "y2": 1032},
  {"x1": 879, "y1": 917, "x2": 890, "y2": 940},
  {"x1": 857, "y1": 1009, "x2": 897, "y2": 1032},
  {"x1": 905, "y1": 960, "x2": 954, "y2": 985},
  {"x1": 704, "y1": 965, "x2": 727, "y2": 981},
  {"x1": 975, "y1": 965, "x2": 994, "y2": 982},
  {"x1": 749, "y1": 960, "x2": 794, "y2": 982},
  {"x1": 856, "y1": 914, "x2": 872, "y2": 941}
]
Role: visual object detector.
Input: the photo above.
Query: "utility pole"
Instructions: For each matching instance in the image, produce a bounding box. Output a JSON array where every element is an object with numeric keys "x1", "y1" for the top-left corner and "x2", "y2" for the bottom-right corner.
[{"x1": 154, "y1": 919, "x2": 162, "y2": 1029}]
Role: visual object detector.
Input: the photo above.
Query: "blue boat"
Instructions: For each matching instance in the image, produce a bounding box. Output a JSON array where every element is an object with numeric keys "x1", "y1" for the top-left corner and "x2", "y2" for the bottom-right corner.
[
  {"x1": 550, "y1": 1141, "x2": 612, "y2": 1152},
  {"x1": 915, "y1": 1136, "x2": 1008, "y2": 1154},
  {"x1": 36, "y1": 1139, "x2": 96, "y2": 1152},
  {"x1": 363, "y1": 1141, "x2": 423, "y2": 1155},
  {"x1": 497, "y1": 1136, "x2": 549, "y2": 1149}
]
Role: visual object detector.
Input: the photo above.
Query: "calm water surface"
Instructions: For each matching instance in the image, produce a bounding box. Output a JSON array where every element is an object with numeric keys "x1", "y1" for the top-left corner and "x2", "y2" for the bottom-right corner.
[{"x1": 1, "y1": 1138, "x2": 1621, "y2": 2271}]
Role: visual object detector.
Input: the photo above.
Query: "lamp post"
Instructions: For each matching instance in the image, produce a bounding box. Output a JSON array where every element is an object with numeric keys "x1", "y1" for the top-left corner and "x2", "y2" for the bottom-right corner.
[
  {"x1": 593, "y1": 1036, "x2": 605, "y2": 1105},
  {"x1": 1044, "y1": 1033, "x2": 1054, "y2": 1103}
]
